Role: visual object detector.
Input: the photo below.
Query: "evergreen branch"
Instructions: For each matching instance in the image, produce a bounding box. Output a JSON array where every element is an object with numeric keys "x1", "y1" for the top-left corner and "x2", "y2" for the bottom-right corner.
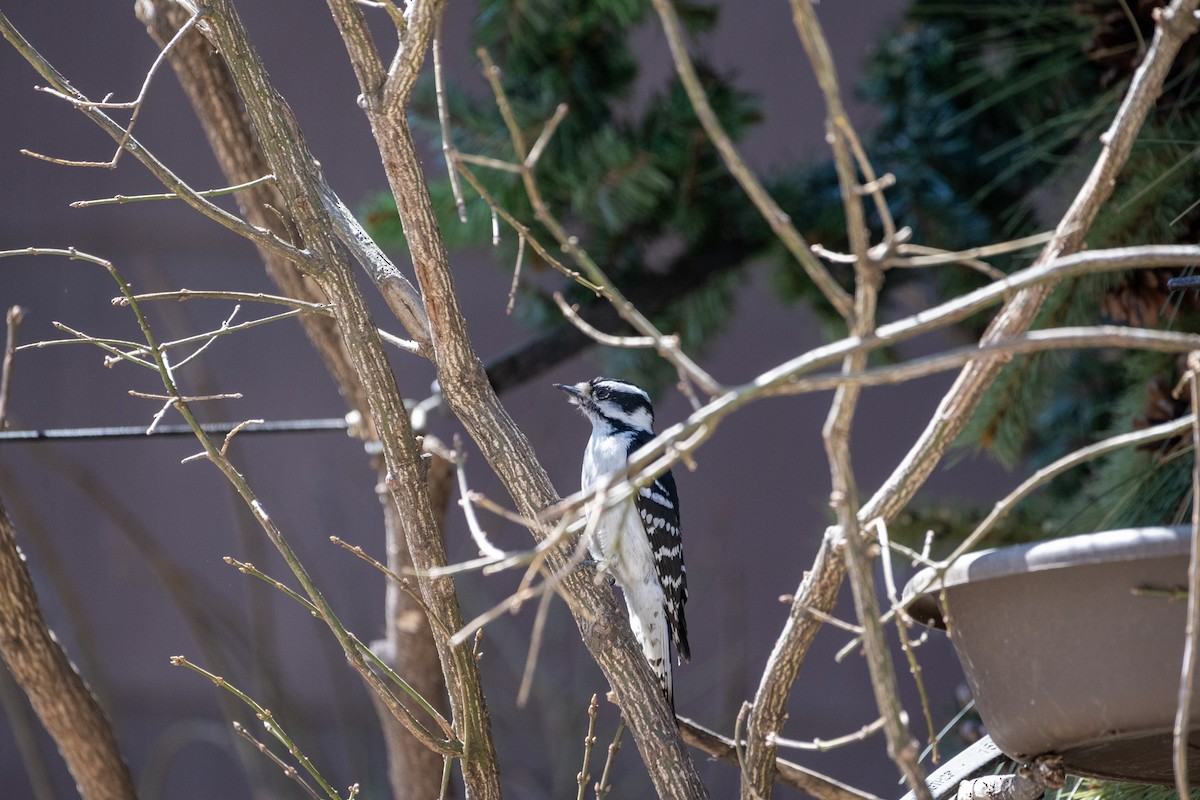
[
  {"x1": 473, "y1": 48, "x2": 725, "y2": 399},
  {"x1": 857, "y1": 0, "x2": 1200, "y2": 534}
]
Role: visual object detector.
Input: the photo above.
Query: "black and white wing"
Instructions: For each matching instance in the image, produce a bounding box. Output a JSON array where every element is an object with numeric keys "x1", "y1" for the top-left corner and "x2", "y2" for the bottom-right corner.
[{"x1": 636, "y1": 467, "x2": 690, "y2": 663}]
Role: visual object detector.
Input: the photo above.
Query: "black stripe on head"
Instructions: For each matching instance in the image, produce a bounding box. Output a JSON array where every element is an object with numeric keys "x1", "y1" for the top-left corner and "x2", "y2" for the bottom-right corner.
[{"x1": 589, "y1": 377, "x2": 654, "y2": 420}]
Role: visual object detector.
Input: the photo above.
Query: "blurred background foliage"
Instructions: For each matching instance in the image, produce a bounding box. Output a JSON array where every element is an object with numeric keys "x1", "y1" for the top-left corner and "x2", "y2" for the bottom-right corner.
[{"x1": 364, "y1": 0, "x2": 1200, "y2": 548}]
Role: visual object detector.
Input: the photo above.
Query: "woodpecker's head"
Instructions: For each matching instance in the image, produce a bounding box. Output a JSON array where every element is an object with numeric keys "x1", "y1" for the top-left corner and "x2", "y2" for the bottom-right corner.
[{"x1": 554, "y1": 377, "x2": 655, "y2": 435}]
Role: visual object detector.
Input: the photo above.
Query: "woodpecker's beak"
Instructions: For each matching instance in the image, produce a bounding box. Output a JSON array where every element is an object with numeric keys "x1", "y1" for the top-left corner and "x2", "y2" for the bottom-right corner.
[{"x1": 554, "y1": 382, "x2": 589, "y2": 405}]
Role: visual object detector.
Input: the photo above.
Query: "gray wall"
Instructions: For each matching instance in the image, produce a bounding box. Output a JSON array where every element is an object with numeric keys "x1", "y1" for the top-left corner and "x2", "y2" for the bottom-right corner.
[{"x1": 0, "y1": 1, "x2": 1010, "y2": 797}]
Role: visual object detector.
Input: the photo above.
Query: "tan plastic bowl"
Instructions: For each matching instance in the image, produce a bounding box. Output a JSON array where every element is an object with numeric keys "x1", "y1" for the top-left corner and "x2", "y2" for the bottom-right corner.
[{"x1": 904, "y1": 526, "x2": 1195, "y2": 784}]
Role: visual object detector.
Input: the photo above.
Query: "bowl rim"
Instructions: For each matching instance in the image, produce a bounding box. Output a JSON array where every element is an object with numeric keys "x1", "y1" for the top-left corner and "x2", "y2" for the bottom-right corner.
[{"x1": 902, "y1": 525, "x2": 1191, "y2": 628}]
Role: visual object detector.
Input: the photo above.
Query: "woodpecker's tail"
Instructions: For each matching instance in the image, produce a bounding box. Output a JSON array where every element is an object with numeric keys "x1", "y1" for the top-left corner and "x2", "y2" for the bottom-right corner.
[{"x1": 626, "y1": 596, "x2": 673, "y2": 706}]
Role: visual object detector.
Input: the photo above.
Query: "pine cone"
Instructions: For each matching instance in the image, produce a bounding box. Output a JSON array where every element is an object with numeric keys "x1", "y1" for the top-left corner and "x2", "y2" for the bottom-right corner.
[
  {"x1": 1078, "y1": 0, "x2": 1200, "y2": 105},
  {"x1": 1133, "y1": 354, "x2": 1192, "y2": 452},
  {"x1": 1102, "y1": 269, "x2": 1182, "y2": 326}
]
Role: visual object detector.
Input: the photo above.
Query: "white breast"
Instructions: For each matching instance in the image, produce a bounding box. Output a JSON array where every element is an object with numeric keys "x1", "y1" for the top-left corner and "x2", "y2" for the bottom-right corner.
[{"x1": 580, "y1": 429, "x2": 660, "y2": 603}]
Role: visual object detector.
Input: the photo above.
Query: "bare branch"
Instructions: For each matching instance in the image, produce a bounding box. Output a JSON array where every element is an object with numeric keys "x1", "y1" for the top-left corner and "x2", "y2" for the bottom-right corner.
[
  {"x1": 71, "y1": 175, "x2": 275, "y2": 208},
  {"x1": 324, "y1": 0, "x2": 386, "y2": 100},
  {"x1": 0, "y1": 496, "x2": 138, "y2": 800},
  {"x1": 171, "y1": 657, "x2": 344, "y2": 799},
  {"x1": 232, "y1": 722, "x2": 325, "y2": 800},
  {"x1": 576, "y1": 694, "x2": 600, "y2": 800},
  {"x1": 595, "y1": 717, "x2": 625, "y2": 800},
  {"x1": 677, "y1": 717, "x2": 884, "y2": 800},
  {"x1": 843, "y1": 413, "x2": 1200, "y2": 663},
  {"x1": 382, "y1": 0, "x2": 444, "y2": 111},
  {"x1": 554, "y1": 293, "x2": 658, "y2": 348},
  {"x1": 356, "y1": 37, "x2": 711, "y2": 793},
  {"x1": 473, "y1": 48, "x2": 726, "y2": 399},
  {"x1": 1174, "y1": 351, "x2": 1200, "y2": 797},
  {"x1": 0, "y1": 11, "x2": 311, "y2": 267},
  {"x1": 647, "y1": 0, "x2": 852, "y2": 319},
  {"x1": 768, "y1": 716, "x2": 885, "y2": 752},
  {"x1": 432, "y1": 20, "x2": 466, "y2": 222},
  {"x1": 0, "y1": 306, "x2": 23, "y2": 429},
  {"x1": 859, "y1": 0, "x2": 1200, "y2": 534}
]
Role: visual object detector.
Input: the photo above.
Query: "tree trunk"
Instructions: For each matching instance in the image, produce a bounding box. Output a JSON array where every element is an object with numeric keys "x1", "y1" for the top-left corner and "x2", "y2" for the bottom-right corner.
[{"x1": 0, "y1": 495, "x2": 138, "y2": 800}]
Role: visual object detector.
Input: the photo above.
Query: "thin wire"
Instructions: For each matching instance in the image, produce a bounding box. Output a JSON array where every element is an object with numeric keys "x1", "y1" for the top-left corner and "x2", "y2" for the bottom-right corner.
[{"x1": 0, "y1": 418, "x2": 349, "y2": 443}]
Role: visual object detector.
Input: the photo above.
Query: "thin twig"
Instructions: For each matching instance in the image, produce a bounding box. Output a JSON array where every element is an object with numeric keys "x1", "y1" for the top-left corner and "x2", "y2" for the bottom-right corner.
[
  {"x1": 453, "y1": 444, "x2": 506, "y2": 560},
  {"x1": 506, "y1": 234, "x2": 526, "y2": 315},
  {"x1": 839, "y1": 413, "x2": 1198, "y2": 661},
  {"x1": 0, "y1": 307, "x2": 23, "y2": 429},
  {"x1": 889, "y1": 231, "x2": 1054, "y2": 269},
  {"x1": 890, "y1": 244, "x2": 1007, "y2": 282},
  {"x1": 433, "y1": 19, "x2": 466, "y2": 223},
  {"x1": 473, "y1": 48, "x2": 726, "y2": 399},
  {"x1": 232, "y1": 721, "x2": 324, "y2": 800},
  {"x1": 768, "y1": 716, "x2": 885, "y2": 752},
  {"x1": 516, "y1": 587, "x2": 554, "y2": 708},
  {"x1": 554, "y1": 293, "x2": 657, "y2": 348},
  {"x1": 119, "y1": 289, "x2": 328, "y2": 311},
  {"x1": 70, "y1": 174, "x2": 274, "y2": 207},
  {"x1": 452, "y1": 161, "x2": 600, "y2": 290},
  {"x1": 790, "y1": 1, "x2": 929, "y2": 795},
  {"x1": 542, "y1": 245, "x2": 1200, "y2": 528},
  {"x1": 647, "y1": 0, "x2": 852, "y2": 319},
  {"x1": 219, "y1": 419, "x2": 264, "y2": 457},
  {"x1": 172, "y1": 658, "x2": 342, "y2": 800},
  {"x1": 577, "y1": 694, "x2": 600, "y2": 800},
  {"x1": 793, "y1": 602, "x2": 862, "y2": 634},
  {"x1": 526, "y1": 102, "x2": 569, "y2": 170},
  {"x1": 595, "y1": 718, "x2": 625, "y2": 800},
  {"x1": 677, "y1": 716, "x2": 883, "y2": 800},
  {"x1": 0, "y1": 15, "x2": 310, "y2": 266},
  {"x1": 30, "y1": 9, "x2": 201, "y2": 169},
  {"x1": 1175, "y1": 351, "x2": 1200, "y2": 798},
  {"x1": 223, "y1": 555, "x2": 456, "y2": 742},
  {"x1": 874, "y1": 518, "x2": 938, "y2": 762},
  {"x1": 327, "y1": 536, "x2": 452, "y2": 637}
]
